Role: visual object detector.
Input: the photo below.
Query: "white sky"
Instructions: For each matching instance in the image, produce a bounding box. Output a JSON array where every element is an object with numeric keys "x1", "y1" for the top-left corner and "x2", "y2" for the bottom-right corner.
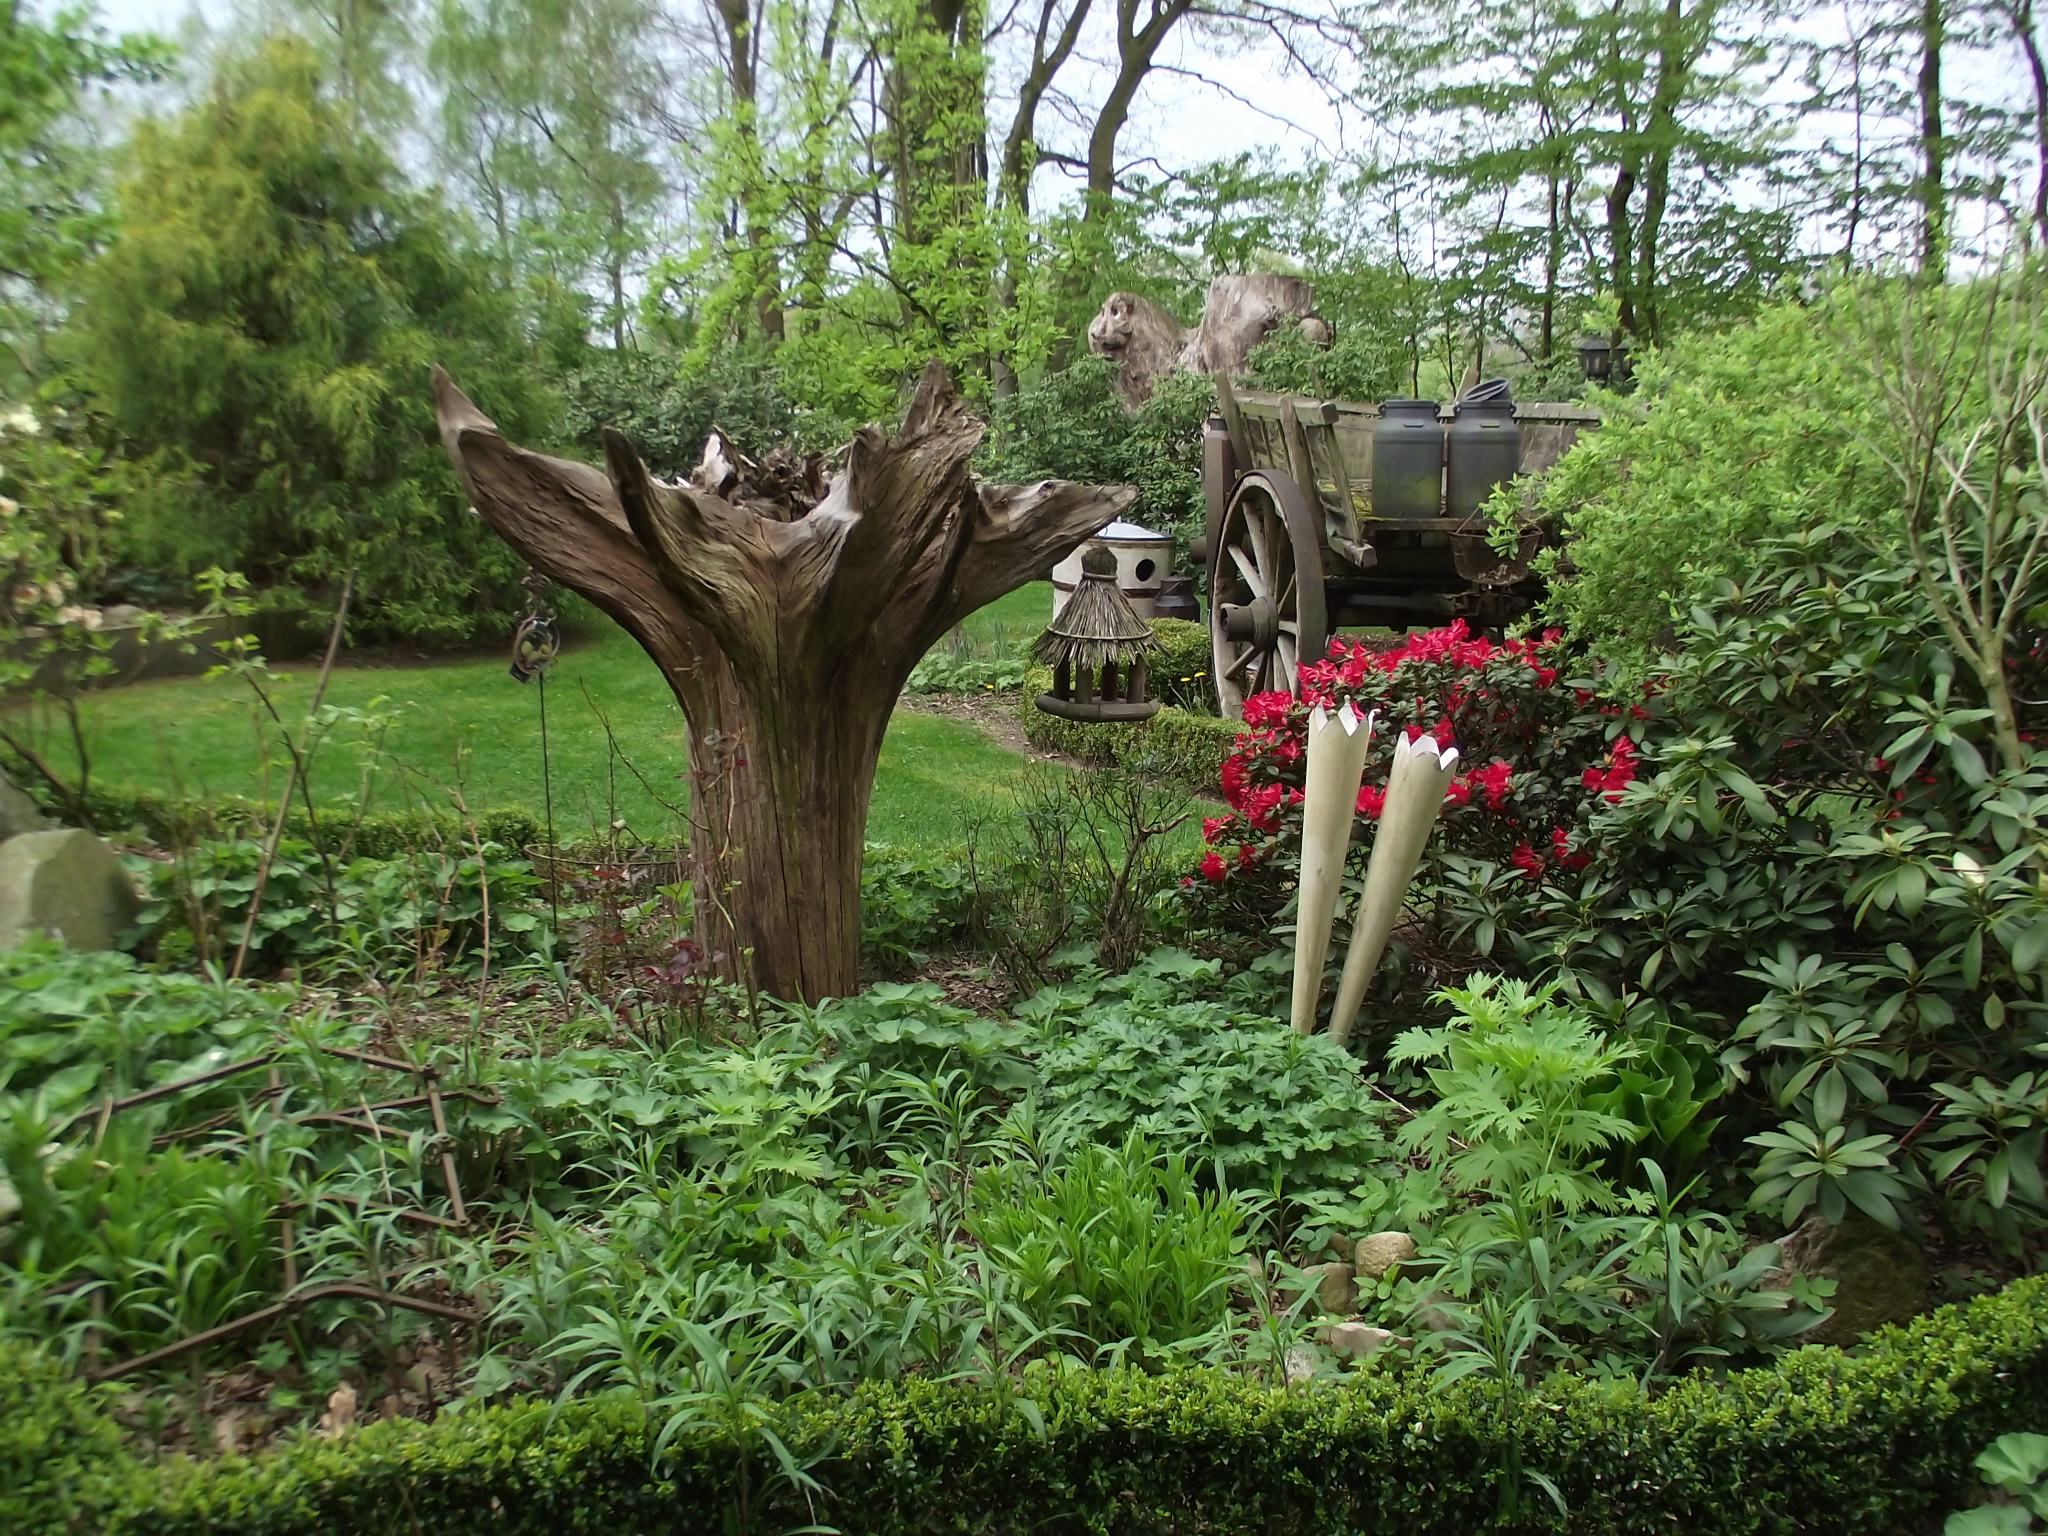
[{"x1": 80, "y1": 0, "x2": 1348, "y2": 184}]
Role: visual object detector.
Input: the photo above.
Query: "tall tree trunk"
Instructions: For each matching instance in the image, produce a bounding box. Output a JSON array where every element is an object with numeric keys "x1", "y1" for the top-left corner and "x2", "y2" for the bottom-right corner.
[
  {"x1": 2004, "y1": 0, "x2": 2048, "y2": 246},
  {"x1": 1541, "y1": 158, "x2": 1562, "y2": 359},
  {"x1": 992, "y1": 0, "x2": 1093, "y2": 396},
  {"x1": 1918, "y1": 0, "x2": 1946, "y2": 276},
  {"x1": 715, "y1": 0, "x2": 785, "y2": 341},
  {"x1": 1047, "y1": 0, "x2": 1194, "y2": 369},
  {"x1": 1636, "y1": 0, "x2": 1698, "y2": 345},
  {"x1": 1605, "y1": 158, "x2": 1639, "y2": 337},
  {"x1": 433, "y1": 363, "x2": 1131, "y2": 1002}
]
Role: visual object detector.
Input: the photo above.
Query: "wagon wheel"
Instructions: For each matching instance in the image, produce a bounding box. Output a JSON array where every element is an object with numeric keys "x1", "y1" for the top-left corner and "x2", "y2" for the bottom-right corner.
[{"x1": 1209, "y1": 469, "x2": 1329, "y2": 720}]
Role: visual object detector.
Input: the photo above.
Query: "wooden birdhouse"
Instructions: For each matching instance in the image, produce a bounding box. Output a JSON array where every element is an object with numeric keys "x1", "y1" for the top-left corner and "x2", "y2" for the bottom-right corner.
[{"x1": 1033, "y1": 544, "x2": 1160, "y2": 722}]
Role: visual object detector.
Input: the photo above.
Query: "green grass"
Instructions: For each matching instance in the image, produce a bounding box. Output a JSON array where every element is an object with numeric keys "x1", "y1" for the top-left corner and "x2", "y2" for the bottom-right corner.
[{"x1": 40, "y1": 587, "x2": 1063, "y2": 852}]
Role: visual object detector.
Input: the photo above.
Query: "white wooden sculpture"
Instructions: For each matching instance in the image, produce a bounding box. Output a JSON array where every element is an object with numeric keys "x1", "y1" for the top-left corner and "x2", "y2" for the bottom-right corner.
[
  {"x1": 1328, "y1": 733, "x2": 1460, "y2": 1047},
  {"x1": 1288, "y1": 702, "x2": 1375, "y2": 1034}
]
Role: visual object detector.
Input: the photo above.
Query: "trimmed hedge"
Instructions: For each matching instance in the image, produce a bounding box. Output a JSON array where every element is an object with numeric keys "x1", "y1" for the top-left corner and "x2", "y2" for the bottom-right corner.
[
  {"x1": 1147, "y1": 617, "x2": 1214, "y2": 713},
  {"x1": 2, "y1": 1336, "x2": 132, "y2": 1536},
  {"x1": 15, "y1": 1276, "x2": 2048, "y2": 1534},
  {"x1": 1020, "y1": 666, "x2": 1240, "y2": 796},
  {"x1": 65, "y1": 786, "x2": 543, "y2": 859}
]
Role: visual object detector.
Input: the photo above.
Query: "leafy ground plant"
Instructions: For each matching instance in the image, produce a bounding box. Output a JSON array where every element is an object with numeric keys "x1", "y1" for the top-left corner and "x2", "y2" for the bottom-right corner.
[{"x1": 1949, "y1": 1433, "x2": 2048, "y2": 1534}]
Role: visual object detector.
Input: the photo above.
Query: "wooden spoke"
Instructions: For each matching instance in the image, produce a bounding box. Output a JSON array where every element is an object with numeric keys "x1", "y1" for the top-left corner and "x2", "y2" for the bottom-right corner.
[
  {"x1": 1209, "y1": 471, "x2": 1328, "y2": 721},
  {"x1": 1229, "y1": 543, "x2": 1268, "y2": 600}
]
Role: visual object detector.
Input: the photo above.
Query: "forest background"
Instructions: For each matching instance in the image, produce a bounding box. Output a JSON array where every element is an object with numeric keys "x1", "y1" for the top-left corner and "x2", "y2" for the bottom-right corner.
[{"x1": 2, "y1": 0, "x2": 2044, "y2": 642}]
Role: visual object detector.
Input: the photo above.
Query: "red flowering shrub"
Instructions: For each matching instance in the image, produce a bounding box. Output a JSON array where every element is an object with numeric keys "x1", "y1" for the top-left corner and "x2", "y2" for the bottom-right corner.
[{"x1": 1196, "y1": 621, "x2": 1647, "y2": 894}]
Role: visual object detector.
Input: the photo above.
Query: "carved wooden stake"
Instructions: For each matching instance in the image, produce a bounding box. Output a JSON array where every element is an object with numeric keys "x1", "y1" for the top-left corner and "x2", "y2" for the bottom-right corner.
[{"x1": 435, "y1": 361, "x2": 1134, "y2": 1003}]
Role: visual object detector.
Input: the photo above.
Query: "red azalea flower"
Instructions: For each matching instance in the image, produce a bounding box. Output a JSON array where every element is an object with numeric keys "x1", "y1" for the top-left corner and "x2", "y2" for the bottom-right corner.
[
  {"x1": 1444, "y1": 779, "x2": 1472, "y2": 807},
  {"x1": 1246, "y1": 782, "x2": 1286, "y2": 832},
  {"x1": 1202, "y1": 815, "x2": 1234, "y2": 844},
  {"x1": 1466, "y1": 759, "x2": 1513, "y2": 810},
  {"x1": 1356, "y1": 783, "x2": 1386, "y2": 817},
  {"x1": 1220, "y1": 753, "x2": 1250, "y2": 809},
  {"x1": 1242, "y1": 691, "x2": 1293, "y2": 728},
  {"x1": 1550, "y1": 825, "x2": 1591, "y2": 871},
  {"x1": 1200, "y1": 851, "x2": 1227, "y2": 882},
  {"x1": 1511, "y1": 842, "x2": 1545, "y2": 880},
  {"x1": 1582, "y1": 736, "x2": 1639, "y2": 802},
  {"x1": 1237, "y1": 842, "x2": 1258, "y2": 868}
]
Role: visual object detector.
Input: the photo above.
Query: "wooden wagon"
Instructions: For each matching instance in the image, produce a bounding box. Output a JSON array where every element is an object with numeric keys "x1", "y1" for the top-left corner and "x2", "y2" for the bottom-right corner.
[{"x1": 1201, "y1": 384, "x2": 1600, "y2": 719}]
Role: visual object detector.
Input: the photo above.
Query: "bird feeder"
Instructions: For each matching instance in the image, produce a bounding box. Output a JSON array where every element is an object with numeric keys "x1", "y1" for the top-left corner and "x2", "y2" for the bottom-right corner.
[{"x1": 1034, "y1": 544, "x2": 1160, "y2": 722}]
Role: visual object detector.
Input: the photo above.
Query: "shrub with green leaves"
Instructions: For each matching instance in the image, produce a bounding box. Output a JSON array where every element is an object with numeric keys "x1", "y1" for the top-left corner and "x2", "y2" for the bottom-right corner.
[
  {"x1": 1021, "y1": 950, "x2": 1396, "y2": 1219},
  {"x1": 1421, "y1": 524, "x2": 2048, "y2": 1250},
  {"x1": 0, "y1": 940, "x2": 291, "y2": 1123},
  {"x1": 1523, "y1": 298, "x2": 1893, "y2": 675},
  {"x1": 135, "y1": 837, "x2": 544, "y2": 973},
  {"x1": 858, "y1": 845, "x2": 974, "y2": 970},
  {"x1": 16, "y1": 1275, "x2": 2048, "y2": 1536},
  {"x1": 981, "y1": 356, "x2": 1210, "y2": 544}
]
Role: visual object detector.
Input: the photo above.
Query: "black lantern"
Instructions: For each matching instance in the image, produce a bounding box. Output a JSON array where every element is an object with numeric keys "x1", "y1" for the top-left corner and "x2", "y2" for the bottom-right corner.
[
  {"x1": 1576, "y1": 335, "x2": 1633, "y2": 387},
  {"x1": 1033, "y1": 545, "x2": 1160, "y2": 722}
]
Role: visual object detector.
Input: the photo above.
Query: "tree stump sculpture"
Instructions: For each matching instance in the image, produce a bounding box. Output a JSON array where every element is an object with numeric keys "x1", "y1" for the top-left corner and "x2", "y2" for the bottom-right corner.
[
  {"x1": 1086, "y1": 274, "x2": 1331, "y2": 406},
  {"x1": 433, "y1": 361, "x2": 1134, "y2": 1003}
]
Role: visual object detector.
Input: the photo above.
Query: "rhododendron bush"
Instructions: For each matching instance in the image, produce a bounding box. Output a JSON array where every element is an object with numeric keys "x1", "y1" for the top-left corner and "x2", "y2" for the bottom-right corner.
[{"x1": 1196, "y1": 621, "x2": 1647, "y2": 897}]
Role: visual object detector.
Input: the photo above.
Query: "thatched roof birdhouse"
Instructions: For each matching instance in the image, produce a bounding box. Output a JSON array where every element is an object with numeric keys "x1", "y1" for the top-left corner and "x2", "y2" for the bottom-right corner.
[{"x1": 1034, "y1": 544, "x2": 1160, "y2": 722}]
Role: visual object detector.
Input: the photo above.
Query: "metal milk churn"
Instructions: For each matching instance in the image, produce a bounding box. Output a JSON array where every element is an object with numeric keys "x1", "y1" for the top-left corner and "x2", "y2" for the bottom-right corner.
[
  {"x1": 1370, "y1": 398, "x2": 1446, "y2": 519},
  {"x1": 1445, "y1": 379, "x2": 1522, "y2": 521}
]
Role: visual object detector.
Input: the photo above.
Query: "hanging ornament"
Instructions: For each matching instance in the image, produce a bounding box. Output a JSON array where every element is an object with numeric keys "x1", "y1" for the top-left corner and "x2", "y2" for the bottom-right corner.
[{"x1": 509, "y1": 614, "x2": 560, "y2": 683}]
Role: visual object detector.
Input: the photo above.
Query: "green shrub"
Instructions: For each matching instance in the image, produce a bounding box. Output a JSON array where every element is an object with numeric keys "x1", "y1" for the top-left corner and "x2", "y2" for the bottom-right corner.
[
  {"x1": 0, "y1": 1340, "x2": 133, "y2": 1536},
  {"x1": 1146, "y1": 617, "x2": 1214, "y2": 714},
  {"x1": 67, "y1": 783, "x2": 541, "y2": 859},
  {"x1": 981, "y1": 357, "x2": 1210, "y2": 545},
  {"x1": 0, "y1": 940, "x2": 292, "y2": 1122},
  {"x1": 36, "y1": 1274, "x2": 2048, "y2": 1535},
  {"x1": 71, "y1": 40, "x2": 555, "y2": 644},
  {"x1": 1423, "y1": 525, "x2": 2048, "y2": 1248},
  {"x1": 964, "y1": 1136, "x2": 1249, "y2": 1363},
  {"x1": 1525, "y1": 298, "x2": 1893, "y2": 675},
  {"x1": 1021, "y1": 950, "x2": 1394, "y2": 1219},
  {"x1": 859, "y1": 843, "x2": 973, "y2": 969},
  {"x1": 134, "y1": 836, "x2": 545, "y2": 972},
  {"x1": 1018, "y1": 665, "x2": 1239, "y2": 793}
]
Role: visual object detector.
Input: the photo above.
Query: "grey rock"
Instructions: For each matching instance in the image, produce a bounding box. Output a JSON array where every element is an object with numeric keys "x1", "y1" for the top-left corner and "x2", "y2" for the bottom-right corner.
[
  {"x1": 1304, "y1": 1260, "x2": 1357, "y2": 1315},
  {"x1": 0, "y1": 829, "x2": 138, "y2": 952},
  {"x1": 1283, "y1": 1343, "x2": 1318, "y2": 1384},
  {"x1": 0, "y1": 770, "x2": 50, "y2": 842},
  {"x1": 1352, "y1": 1231, "x2": 1419, "y2": 1280},
  {"x1": 1319, "y1": 1322, "x2": 1397, "y2": 1361},
  {"x1": 1768, "y1": 1215, "x2": 1926, "y2": 1345}
]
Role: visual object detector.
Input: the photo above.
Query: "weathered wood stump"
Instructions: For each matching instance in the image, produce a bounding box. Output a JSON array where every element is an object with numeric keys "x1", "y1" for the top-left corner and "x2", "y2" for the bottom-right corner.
[
  {"x1": 434, "y1": 361, "x2": 1134, "y2": 1003},
  {"x1": 1085, "y1": 274, "x2": 1329, "y2": 406}
]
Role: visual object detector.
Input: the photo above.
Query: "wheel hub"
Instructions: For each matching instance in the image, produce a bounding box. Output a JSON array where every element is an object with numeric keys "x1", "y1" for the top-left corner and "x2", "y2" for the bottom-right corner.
[{"x1": 1220, "y1": 597, "x2": 1278, "y2": 649}]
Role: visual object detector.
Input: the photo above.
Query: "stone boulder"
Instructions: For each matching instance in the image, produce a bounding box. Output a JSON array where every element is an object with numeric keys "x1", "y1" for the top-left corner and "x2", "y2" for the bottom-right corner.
[
  {"x1": 0, "y1": 828, "x2": 139, "y2": 952},
  {"x1": 1284, "y1": 1260, "x2": 1358, "y2": 1316},
  {"x1": 0, "y1": 770, "x2": 50, "y2": 841},
  {"x1": 1352, "y1": 1231, "x2": 1419, "y2": 1280},
  {"x1": 1319, "y1": 1321, "x2": 1398, "y2": 1362},
  {"x1": 1768, "y1": 1215, "x2": 1926, "y2": 1345}
]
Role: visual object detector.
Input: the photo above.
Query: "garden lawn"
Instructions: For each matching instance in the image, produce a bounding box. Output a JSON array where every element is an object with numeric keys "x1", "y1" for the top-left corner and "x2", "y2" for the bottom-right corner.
[{"x1": 47, "y1": 587, "x2": 1061, "y2": 851}]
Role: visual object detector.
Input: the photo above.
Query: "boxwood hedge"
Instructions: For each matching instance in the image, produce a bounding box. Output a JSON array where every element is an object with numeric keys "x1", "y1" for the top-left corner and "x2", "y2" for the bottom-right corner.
[
  {"x1": 1020, "y1": 670, "x2": 1240, "y2": 796},
  {"x1": 10, "y1": 1275, "x2": 2047, "y2": 1535}
]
